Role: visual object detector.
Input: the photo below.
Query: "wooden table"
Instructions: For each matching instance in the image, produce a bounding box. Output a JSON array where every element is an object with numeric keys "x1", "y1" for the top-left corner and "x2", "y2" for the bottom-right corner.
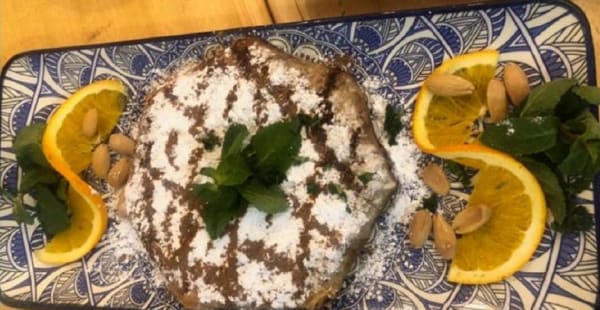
[{"x1": 1, "y1": 0, "x2": 599, "y2": 309}]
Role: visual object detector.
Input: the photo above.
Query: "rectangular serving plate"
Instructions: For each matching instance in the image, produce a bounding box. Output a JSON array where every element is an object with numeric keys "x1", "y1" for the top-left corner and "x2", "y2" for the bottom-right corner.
[{"x1": 0, "y1": 0, "x2": 598, "y2": 309}]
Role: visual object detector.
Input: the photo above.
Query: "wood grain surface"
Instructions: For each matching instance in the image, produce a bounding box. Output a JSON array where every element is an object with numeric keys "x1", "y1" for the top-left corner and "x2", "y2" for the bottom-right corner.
[
  {"x1": 2, "y1": 0, "x2": 599, "y2": 72},
  {"x1": 0, "y1": 0, "x2": 273, "y2": 68},
  {"x1": 1, "y1": 0, "x2": 600, "y2": 309}
]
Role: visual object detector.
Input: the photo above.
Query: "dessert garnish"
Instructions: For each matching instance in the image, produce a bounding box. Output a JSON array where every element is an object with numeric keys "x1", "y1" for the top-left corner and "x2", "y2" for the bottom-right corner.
[
  {"x1": 480, "y1": 78, "x2": 600, "y2": 232},
  {"x1": 193, "y1": 118, "x2": 303, "y2": 239},
  {"x1": 409, "y1": 49, "x2": 600, "y2": 284},
  {"x1": 7, "y1": 123, "x2": 70, "y2": 235},
  {"x1": 2, "y1": 80, "x2": 128, "y2": 264},
  {"x1": 383, "y1": 104, "x2": 403, "y2": 145}
]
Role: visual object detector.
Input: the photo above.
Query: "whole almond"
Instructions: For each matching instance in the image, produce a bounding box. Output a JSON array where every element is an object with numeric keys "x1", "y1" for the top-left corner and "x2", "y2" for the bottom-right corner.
[
  {"x1": 425, "y1": 73, "x2": 475, "y2": 97},
  {"x1": 108, "y1": 157, "x2": 132, "y2": 189},
  {"x1": 421, "y1": 163, "x2": 450, "y2": 195},
  {"x1": 453, "y1": 204, "x2": 492, "y2": 234},
  {"x1": 485, "y1": 79, "x2": 508, "y2": 123},
  {"x1": 82, "y1": 108, "x2": 98, "y2": 138},
  {"x1": 91, "y1": 144, "x2": 110, "y2": 179},
  {"x1": 109, "y1": 133, "x2": 136, "y2": 156},
  {"x1": 409, "y1": 209, "x2": 433, "y2": 248},
  {"x1": 503, "y1": 62, "x2": 530, "y2": 106},
  {"x1": 433, "y1": 214, "x2": 456, "y2": 260}
]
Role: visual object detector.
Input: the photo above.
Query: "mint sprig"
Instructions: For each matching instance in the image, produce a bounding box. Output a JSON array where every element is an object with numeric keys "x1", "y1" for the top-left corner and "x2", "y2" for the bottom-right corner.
[
  {"x1": 480, "y1": 79, "x2": 600, "y2": 233},
  {"x1": 384, "y1": 104, "x2": 402, "y2": 145},
  {"x1": 2, "y1": 123, "x2": 72, "y2": 237},
  {"x1": 193, "y1": 119, "x2": 302, "y2": 239}
]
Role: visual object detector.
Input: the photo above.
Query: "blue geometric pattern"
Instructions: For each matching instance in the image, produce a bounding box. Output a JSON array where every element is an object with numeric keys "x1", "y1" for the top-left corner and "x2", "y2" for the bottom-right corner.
[{"x1": 0, "y1": 1, "x2": 597, "y2": 308}]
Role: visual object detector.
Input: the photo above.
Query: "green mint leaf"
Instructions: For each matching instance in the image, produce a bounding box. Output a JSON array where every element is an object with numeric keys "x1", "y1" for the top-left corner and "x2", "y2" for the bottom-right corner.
[
  {"x1": 221, "y1": 124, "x2": 249, "y2": 159},
  {"x1": 555, "y1": 90, "x2": 590, "y2": 121},
  {"x1": 562, "y1": 118, "x2": 586, "y2": 137},
  {"x1": 520, "y1": 157, "x2": 567, "y2": 224},
  {"x1": 200, "y1": 167, "x2": 217, "y2": 179},
  {"x1": 575, "y1": 111, "x2": 600, "y2": 142},
  {"x1": 239, "y1": 180, "x2": 288, "y2": 214},
  {"x1": 544, "y1": 138, "x2": 571, "y2": 164},
  {"x1": 551, "y1": 205, "x2": 593, "y2": 233},
  {"x1": 19, "y1": 168, "x2": 60, "y2": 193},
  {"x1": 202, "y1": 186, "x2": 245, "y2": 239},
  {"x1": 358, "y1": 172, "x2": 375, "y2": 185},
  {"x1": 562, "y1": 144, "x2": 600, "y2": 195},
  {"x1": 553, "y1": 111, "x2": 600, "y2": 171},
  {"x1": 193, "y1": 182, "x2": 219, "y2": 202},
  {"x1": 5, "y1": 191, "x2": 34, "y2": 225},
  {"x1": 585, "y1": 140, "x2": 600, "y2": 164},
  {"x1": 384, "y1": 104, "x2": 402, "y2": 145},
  {"x1": 422, "y1": 194, "x2": 438, "y2": 213},
  {"x1": 201, "y1": 130, "x2": 220, "y2": 151},
  {"x1": 573, "y1": 85, "x2": 600, "y2": 105},
  {"x1": 12, "y1": 197, "x2": 34, "y2": 225},
  {"x1": 253, "y1": 170, "x2": 287, "y2": 185},
  {"x1": 306, "y1": 180, "x2": 321, "y2": 196},
  {"x1": 55, "y1": 179, "x2": 69, "y2": 202},
  {"x1": 248, "y1": 120, "x2": 301, "y2": 180},
  {"x1": 520, "y1": 78, "x2": 578, "y2": 117},
  {"x1": 34, "y1": 185, "x2": 70, "y2": 236},
  {"x1": 214, "y1": 155, "x2": 252, "y2": 186},
  {"x1": 327, "y1": 182, "x2": 347, "y2": 200},
  {"x1": 13, "y1": 123, "x2": 51, "y2": 169},
  {"x1": 558, "y1": 139, "x2": 592, "y2": 176},
  {"x1": 480, "y1": 116, "x2": 559, "y2": 155}
]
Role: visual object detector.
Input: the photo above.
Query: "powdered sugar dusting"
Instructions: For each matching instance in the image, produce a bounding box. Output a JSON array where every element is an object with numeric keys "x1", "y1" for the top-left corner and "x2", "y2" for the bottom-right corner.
[
  {"x1": 235, "y1": 253, "x2": 298, "y2": 308},
  {"x1": 188, "y1": 231, "x2": 231, "y2": 266},
  {"x1": 324, "y1": 124, "x2": 352, "y2": 162},
  {"x1": 102, "y1": 195, "x2": 170, "y2": 293},
  {"x1": 343, "y1": 82, "x2": 429, "y2": 285},
  {"x1": 230, "y1": 79, "x2": 259, "y2": 130}
]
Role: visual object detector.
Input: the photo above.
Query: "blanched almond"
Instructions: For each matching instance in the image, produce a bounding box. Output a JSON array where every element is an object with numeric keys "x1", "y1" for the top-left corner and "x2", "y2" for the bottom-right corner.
[
  {"x1": 109, "y1": 133, "x2": 136, "y2": 156},
  {"x1": 91, "y1": 144, "x2": 110, "y2": 179},
  {"x1": 433, "y1": 214, "x2": 456, "y2": 260},
  {"x1": 421, "y1": 163, "x2": 450, "y2": 195},
  {"x1": 425, "y1": 74, "x2": 475, "y2": 97},
  {"x1": 485, "y1": 79, "x2": 508, "y2": 123},
  {"x1": 453, "y1": 204, "x2": 492, "y2": 234},
  {"x1": 82, "y1": 108, "x2": 98, "y2": 138},
  {"x1": 409, "y1": 209, "x2": 433, "y2": 248},
  {"x1": 108, "y1": 157, "x2": 132, "y2": 189},
  {"x1": 503, "y1": 62, "x2": 530, "y2": 106}
]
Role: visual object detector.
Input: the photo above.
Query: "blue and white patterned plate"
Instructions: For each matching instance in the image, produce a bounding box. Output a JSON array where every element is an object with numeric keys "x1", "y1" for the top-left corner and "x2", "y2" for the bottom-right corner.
[{"x1": 1, "y1": 0, "x2": 598, "y2": 309}]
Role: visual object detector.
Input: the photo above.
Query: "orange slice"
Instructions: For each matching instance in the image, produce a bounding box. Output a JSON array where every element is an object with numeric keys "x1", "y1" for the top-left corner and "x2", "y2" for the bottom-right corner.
[
  {"x1": 433, "y1": 144, "x2": 547, "y2": 284},
  {"x1": 38, "y1": 79, "x2": 126, "y2": 264},
  {"x1": 413, "y1": 50, "x2": 499, "y2": 152},
  {"x1": 42, "y1": 79, "x2": 127, "y2": 181}
]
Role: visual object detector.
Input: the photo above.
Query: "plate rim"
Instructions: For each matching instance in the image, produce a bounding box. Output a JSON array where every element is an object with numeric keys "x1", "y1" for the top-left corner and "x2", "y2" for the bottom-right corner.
[{"x1": 0, "y1": 0, "x2": 598, "y2": 309}]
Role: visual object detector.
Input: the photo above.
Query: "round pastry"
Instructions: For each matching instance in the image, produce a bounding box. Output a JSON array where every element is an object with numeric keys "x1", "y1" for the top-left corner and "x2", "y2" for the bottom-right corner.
[{"x1": 123, "y1": 37, "x2": 397, "y2": 309}]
